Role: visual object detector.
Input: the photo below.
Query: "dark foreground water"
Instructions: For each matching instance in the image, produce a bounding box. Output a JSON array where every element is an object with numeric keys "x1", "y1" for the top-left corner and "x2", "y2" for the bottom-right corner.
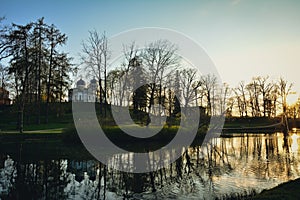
[{"x1": 1, "y1": 131, "x2": 300, "y2": 199}]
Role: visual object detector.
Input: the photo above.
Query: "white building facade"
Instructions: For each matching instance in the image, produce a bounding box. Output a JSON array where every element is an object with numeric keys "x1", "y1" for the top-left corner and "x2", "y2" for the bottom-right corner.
[{"x1": 69, "y1": 78, "x2": 98, "y2": 102}]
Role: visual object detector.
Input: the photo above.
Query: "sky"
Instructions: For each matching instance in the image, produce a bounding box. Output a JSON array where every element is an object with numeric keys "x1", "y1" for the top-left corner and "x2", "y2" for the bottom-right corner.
[{"x1": 1, "y1": 0, "x2": 300, "y2": 103}]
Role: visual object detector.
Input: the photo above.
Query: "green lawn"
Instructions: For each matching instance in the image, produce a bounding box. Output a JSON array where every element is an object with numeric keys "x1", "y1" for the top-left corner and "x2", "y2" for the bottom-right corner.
[{"x1": 0, "y1": 128, "x2": 64, "y2": 134}]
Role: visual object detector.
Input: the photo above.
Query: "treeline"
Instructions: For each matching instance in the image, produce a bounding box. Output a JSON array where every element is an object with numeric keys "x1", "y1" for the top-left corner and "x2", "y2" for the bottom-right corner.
[
  {"x1": 229, "y1": 77, "x2": 293, "y2": 118},
  {"x1": 80, "y1": 32, "x2": 227, "y2": 121},
  {"x1": 0, "y1": 17, "x2": 76, "y2": 132},
  {"x1": 81, "y1": 31, "x2": 294, "y2": 122}
]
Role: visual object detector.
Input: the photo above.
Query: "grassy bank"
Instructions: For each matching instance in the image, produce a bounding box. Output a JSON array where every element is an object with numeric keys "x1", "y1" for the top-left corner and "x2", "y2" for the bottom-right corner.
[
  {"x1": 251, "y1": 178, "x2": 300, "y2": 200},
  {"x1": 220, "y1": 178, "x2": 300, "y2": 200},
  {"x1": 61, "y1": 124, "x2": 207, "y2": 152},
  {"x1": 2, "y1": 101, "x2": 300, "y2": 135}
]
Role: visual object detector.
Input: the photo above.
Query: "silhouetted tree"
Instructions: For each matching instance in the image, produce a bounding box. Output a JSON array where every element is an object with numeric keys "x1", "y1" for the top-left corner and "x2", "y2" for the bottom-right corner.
[
  {"x1": 278, "y1": 77, "x2": 293, "y2": 115},
  {"x1": 130, "y1": 56, "x2": 148, "y2": 112},
  {"x1": 45, "y1": 24, "x2": 68, "y2": 123},
  {"x1": 5, "y1": 18, "x2": 74, "y2": 131},
  {"x1": 179, "y1": 68, "x2": 201, "y2": 109},
  {"x1": 142, "y1": 40, "x2": 178, "y2": 116},
  {"x1": 7, "y1": 22, "x2": 33, "y2": 132},
  {"x1": 80, "y1": 30, "x2": 110, "y2": 115},
  {"x1": 234, "y1": 81, "x2": 248, "y2": 117},
  {"x1": 257, "y1": 76, "x2": 273, "y2": 117},
  {"x1": 0, "y1": 17, "x2": 12, "y2": 61},
  {"x1": 200, "y1": 74, "x2": 217, "y2": 116}
]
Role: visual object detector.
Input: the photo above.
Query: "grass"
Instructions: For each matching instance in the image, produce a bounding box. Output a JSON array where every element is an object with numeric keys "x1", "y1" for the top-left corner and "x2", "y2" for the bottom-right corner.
[
  {"x1": 0, "y1": 110, "x2": 72, "y2": 133},
  {"x1": 252, "y1": 178, "x2": 300, "y2": 200},
  {"x1": 219, "y1": 178, "x2": 300, "y2": 200},
  {"x1": 223, "y1": 117, "x2": 280, "y2": 128},
  {"x1": 21, "y1": 128, "x2": 64, "y2": 134},
  {"x1": 0, "y1": 128, "x2": 63, "y2": 134}
]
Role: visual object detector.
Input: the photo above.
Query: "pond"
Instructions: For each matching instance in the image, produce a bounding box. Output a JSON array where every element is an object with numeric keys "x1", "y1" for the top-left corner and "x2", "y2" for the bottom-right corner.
[{"x1": 0, "y1": 131, "x2": 300, "y2": 199}]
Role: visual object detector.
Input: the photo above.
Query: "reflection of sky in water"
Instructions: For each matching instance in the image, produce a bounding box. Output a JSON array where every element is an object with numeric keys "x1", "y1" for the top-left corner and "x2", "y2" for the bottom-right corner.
[
  {"x1": 291, "y1": 133, "x2": 299, "y2": 153},
  {"x1": 203, "y1": 132, "x2": 300, "y2": 198},
  {"x1": 200, "y1": 135, "x2": 294, "y2": 198}
]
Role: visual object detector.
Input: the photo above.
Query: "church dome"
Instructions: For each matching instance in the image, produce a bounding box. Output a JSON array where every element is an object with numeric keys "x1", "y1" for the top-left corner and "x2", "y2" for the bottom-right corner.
[
  {"x1": 77, "y1": 79, "x2": 86, "y2": 86},
  {"x1": 90, "y1": 78, "x2": 97, "y2": 84}
]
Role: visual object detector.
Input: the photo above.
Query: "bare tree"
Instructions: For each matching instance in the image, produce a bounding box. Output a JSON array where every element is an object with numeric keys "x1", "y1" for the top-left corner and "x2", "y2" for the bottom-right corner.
[
  {"x1": 119, "y1": 42, "x2": 139, "y2": 106},
  {"x1": 80, "y1": 30, "x2": 110, "y2": 115},
  {"x1": 234, "y1": 81, "x2": 248, "y2": 117},
  {"x1": 278, "y1": 77, "x2": 293, "y2": 115},
  {"x1": 219, "y1": 83, "x2": 230, "y2": 115},
  {"x1": 226, "y1": 96, "x2": 235, "y2": 117},
  {"x1": 179, "y1": 68, "x2": 201, "y2": 109},
  {"x1": 0, "y1": 17, "x2": 12, "y2": 61},
  {"x1": 101, "y1": 32, "x2": 109, "y2": 114},
  {"x1": 270, "y1": 84, "x2": 279, "y2": 117},
  {"x1": 257, "y1": 76, "x2": 273, "y2": 117},
  {"x1": 200, "y1": 74, "x2": 217, "y2": 116},
  {"x1": 246, "y1": 79, "x2": 261, "y2": 117},
  {"x1": 142, "y1": 40, "x2": 179, "y2": 115}
]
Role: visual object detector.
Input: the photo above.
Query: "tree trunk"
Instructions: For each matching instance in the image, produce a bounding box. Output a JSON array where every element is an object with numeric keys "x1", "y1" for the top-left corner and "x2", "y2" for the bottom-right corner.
[
  {"x1": 37, "y1": 27, "x2": 42, "y2": 124},
  {"x1": 46, "y1": 39, "x2": 54, "y2": 124}
]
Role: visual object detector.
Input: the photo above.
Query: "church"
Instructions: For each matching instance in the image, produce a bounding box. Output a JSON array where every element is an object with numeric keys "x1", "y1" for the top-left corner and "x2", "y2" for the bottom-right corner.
[{"x1": 68, "y1": 78, "x2": 98, "y2": 102}]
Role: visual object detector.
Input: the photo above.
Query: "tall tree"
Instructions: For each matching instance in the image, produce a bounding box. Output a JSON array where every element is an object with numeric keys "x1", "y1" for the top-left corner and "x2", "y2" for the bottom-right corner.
[
  {"x1": 52, "y1": 53, "x2": 74, "y2": 103},
  {"x1": 257, "y1": 76, "x2": 273, "y2": 117},
  {"x1": 179, "y1": 68, "x2": 201, "y2": 109},
  {"x1": 130, "y1": 56, "x2": 148, "y2": 112},
  {"x1": 0, "y1": 17, "x2": 12, "y2": 61},
  {"x1": 31, "y1": 17, "x2": 47, "y2": 124},
  {"x1": 45, "y1": 24, "x2": 67, "y2": 123},
  {"x1": 219, "y1": 83, "x2": 230, "y2": 115},
  {"x1": 172, "y1": 70, "x2": 181, "y2": 116},
  {"x1": 278, "y1": 77, "x2": 293, "y2": 115},
  {"x1": 119, "y1": 42, "x2": 139, "y2": 106},
  {"x1": 5, "y1": 18, "x2": 74, "y2": 131},
  {"x1": 107, "y1": 69, "x2": 122, "y2": 105},
  {"x1": 200, "y1": 74, "x2": 217, "y2": 116},
  {"x1": 246, "y1": 79, "x2": 261, "y2": 117},
  {"x1": 270, "y1": 84, "x2": 279, "y2": 117},
  {"x1": 80, "y1": 30, "x2": 109, "y2": 115},
  {"x1": 234, "y1": 81, "x2": 248, "y2": 117},
  {"x1": 142, "y1": 40, "x2": 178, "y2": 116},
  {"x1": 8, "y1": 22, "x2": 33, "y2": 132}
]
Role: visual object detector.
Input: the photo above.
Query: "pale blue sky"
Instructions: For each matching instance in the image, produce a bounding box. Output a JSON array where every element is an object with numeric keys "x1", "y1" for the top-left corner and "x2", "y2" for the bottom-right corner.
[{"x1": 1, "y1": 0, "x2": 300, "y2": 102}]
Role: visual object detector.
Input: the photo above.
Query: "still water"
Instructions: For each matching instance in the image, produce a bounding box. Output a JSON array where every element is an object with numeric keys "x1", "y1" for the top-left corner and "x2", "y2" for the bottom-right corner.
[{"x1": 0, "y1": 131, "x2": 300, "y2": 199}]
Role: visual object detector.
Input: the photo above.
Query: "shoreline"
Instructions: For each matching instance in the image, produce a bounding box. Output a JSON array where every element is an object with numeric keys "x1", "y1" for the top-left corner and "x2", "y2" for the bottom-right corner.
[{"x1": 252, "y1": 178, "x2": 300, "y2": 200}]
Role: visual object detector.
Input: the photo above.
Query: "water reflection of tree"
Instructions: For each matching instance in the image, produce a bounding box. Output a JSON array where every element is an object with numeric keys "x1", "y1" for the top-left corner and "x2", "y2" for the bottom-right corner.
[
  {"x1": 234, "y1": 134, "x2": 298, "y2": 183},
  {"x1": 0, "y1": 143, "x2": 244, "y2": 199},
  {"x1": 1, "y1": 133, "x2": 300, "y2": 199},
  {"x1": 5, "y1": 159, "x2": 68, "y2": 199}
]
